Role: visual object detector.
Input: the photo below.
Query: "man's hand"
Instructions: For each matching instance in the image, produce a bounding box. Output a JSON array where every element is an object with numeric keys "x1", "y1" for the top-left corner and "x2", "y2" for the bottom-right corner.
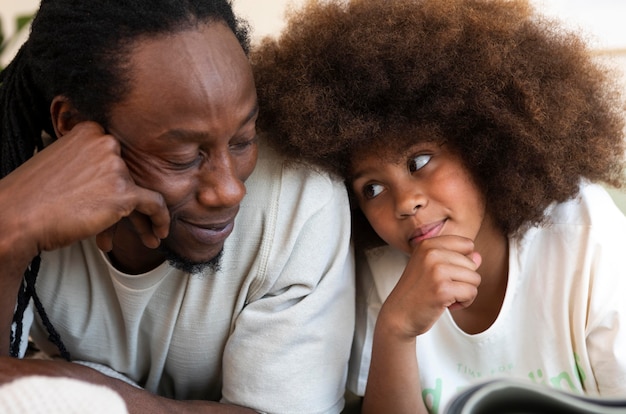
[
  {"x1": 1, "y1": 122, "x2": 170, "y2": 255},
  {"x1": 0, "y1": 121, "x2": 171, "y2": 355}
]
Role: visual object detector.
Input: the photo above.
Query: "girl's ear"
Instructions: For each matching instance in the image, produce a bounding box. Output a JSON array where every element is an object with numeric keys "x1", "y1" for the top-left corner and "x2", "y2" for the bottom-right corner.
[{"x1": 50, "y1": 95, "x2": 87, "y2": 138}]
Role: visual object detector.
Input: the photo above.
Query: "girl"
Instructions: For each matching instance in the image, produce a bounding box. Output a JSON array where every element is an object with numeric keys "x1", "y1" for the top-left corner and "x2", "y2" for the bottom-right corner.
[{"x1": 253, "y1": 0, "x2": 626, "y2": 413}]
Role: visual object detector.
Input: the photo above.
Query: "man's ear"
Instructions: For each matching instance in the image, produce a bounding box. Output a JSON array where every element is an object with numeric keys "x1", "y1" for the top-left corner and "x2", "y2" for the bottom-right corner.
[{"x1": 50, "y1": 96, "x2": 87, "y2": 138}]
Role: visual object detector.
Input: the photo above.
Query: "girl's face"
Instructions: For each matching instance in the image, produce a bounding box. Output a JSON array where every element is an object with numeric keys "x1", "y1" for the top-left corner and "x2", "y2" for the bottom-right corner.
[{"x1": 350, "y1": 141, "x2": 491, "y2": 255}]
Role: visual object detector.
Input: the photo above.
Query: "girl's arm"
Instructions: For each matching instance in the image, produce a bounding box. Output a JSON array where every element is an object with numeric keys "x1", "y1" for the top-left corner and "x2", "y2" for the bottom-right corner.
[
  {"x1": 363, "y1": 308, "x2": 425, "y2": 414},
  {"x1": 362, "y1": 235, "x2": 481, "y2": 414}
]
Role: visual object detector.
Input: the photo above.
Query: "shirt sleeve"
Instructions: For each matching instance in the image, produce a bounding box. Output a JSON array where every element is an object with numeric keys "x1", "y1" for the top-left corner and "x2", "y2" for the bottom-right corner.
[
  {"x1": 584, "y1": 205, "x2": 626, "y2": 396},
  {"x1": 346, "y1": 248, "x2": 377, "y2": 397},
  {"x1": 221, "y1": 168, "x2": 355, "y2": 414}
]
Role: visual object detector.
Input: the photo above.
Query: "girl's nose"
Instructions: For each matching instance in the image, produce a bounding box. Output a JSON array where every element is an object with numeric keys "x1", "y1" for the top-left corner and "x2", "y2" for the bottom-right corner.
[{"x1": 395, "y1": 186, "x2": 426, "y2": 218}]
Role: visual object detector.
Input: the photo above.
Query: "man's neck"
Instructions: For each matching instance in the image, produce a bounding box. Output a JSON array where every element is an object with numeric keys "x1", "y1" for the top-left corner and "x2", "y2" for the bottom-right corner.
[{"x1": 109, "y1": 218, "x2": 166, "y2": 275}]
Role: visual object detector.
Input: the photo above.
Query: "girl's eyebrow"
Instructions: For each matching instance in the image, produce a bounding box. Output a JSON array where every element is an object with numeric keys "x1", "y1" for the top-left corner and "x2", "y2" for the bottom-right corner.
[
  {"x1": 349, "y1": 162, "x2": 381, "y2": 183},
  {"x1": 349, "y1": 142, "x2": 440, "y2": 182}
]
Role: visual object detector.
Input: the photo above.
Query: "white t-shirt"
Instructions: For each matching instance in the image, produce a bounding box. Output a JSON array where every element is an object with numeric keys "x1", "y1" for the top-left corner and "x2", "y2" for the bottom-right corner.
[
  {"x1": 25, "y1": 143, "x2": 356, "y2": 414},
  {"x1": 348, "y1": 183, "x2": 626, "y2": 413},
  {"x1": 0, "y1": 376, "x2": 128, "y2": 414}
]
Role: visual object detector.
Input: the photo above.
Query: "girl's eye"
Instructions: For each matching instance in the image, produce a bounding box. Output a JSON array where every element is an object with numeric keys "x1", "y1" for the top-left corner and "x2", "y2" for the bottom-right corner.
[
  {"x1": 363, "y1": 183, "x2": 384, "y2": 199},
  {"x1": 408, "y1": 154, "x2": 432, "y2": 173}
]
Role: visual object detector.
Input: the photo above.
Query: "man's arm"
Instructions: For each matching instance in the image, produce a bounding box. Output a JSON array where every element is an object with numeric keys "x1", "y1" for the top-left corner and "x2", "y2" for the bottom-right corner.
[
  {"x1": 221, "y1": 166, "x2": 355, "y2": 413},
  {"x1": 0, "y1": 357, "x2": 256, "y2": 413},
  {"x1": 0, "y1": 122, "x2": 170, "y2": 355}
]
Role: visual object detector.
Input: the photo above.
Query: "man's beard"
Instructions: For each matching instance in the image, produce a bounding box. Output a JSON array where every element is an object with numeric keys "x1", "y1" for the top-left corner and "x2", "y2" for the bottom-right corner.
[{"x1": 158, "y1": 244, "x2": 223, "y2": 274}]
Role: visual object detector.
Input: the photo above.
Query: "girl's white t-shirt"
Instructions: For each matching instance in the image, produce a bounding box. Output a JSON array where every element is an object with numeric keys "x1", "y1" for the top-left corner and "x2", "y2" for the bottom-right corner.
[{"x1": 349, "y1": 183, "x2": 626, "y2": 413}]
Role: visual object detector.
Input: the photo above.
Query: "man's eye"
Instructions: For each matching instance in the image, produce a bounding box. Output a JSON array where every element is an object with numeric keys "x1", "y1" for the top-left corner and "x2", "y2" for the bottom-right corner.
[
  {"x1": 408, "y1": 154, "x2": 432, "y2": 173},
  {"x1": 363, "y1": 183, "x2": 384, "y2": 199},
  {"x1": 170, "y1": 155, "x2": 201, "y2": 169},
  {"x1": 230, "y1": 136, "x2": 258, "y2": 152}
]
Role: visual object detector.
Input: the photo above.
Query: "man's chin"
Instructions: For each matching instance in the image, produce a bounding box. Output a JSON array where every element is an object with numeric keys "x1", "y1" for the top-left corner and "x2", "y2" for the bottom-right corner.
[{"x1": 158, "y1": 244, "x2": 223, "y2": 274}]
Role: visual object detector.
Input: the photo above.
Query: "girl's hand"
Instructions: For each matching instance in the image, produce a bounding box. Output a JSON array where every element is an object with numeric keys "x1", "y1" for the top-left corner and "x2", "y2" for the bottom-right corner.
[{"x1": 378, "y1": 235, "x2": 482, "y2": 340}]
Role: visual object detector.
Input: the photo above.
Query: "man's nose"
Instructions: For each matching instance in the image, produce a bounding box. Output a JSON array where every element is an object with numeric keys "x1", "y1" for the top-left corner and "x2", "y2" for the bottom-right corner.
[{"x1": 197, "y1": 153, "x2": 246, "y2": 209}]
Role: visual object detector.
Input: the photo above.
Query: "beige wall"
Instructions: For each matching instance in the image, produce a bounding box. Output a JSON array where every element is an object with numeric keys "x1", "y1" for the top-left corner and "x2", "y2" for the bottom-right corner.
[
  {"x1": 0, "y1": 0, "x2": 304, "y2": 66},
  {"x1": 233, "y1": 0, "x2": 306, "y2": 43},
  {"x1": 1, "y1": 0, "x2": 623, "y2": 59},
  {"x1": 0, "y1": 0, "x2": 302, "y2": 46}
]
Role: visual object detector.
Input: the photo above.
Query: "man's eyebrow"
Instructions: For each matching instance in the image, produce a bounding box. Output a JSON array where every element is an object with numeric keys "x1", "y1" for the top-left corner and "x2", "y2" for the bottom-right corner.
[
  {"x1": 242, "y1": 103, "x2": 259, "y2": 127},
  {"x1": 159, "y1": 103, "x2": 260, "y2": 141}
]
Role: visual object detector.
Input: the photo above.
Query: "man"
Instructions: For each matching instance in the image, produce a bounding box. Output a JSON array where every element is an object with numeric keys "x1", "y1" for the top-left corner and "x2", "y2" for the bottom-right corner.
[{"x1": 0, "y1": 1, "x2": 354, "y2": 413}]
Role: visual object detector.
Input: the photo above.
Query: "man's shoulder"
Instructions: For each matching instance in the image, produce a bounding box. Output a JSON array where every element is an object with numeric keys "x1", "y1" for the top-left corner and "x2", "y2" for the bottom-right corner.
[
  {"x1": 247, "y1": 141, "x2": 347, "y2": 209},
  {"x1": 236, "y1": 140, "x2": 350, "y2": 241},
  {"x1": 253, "y1": 140, "x2": 339, "y2": 182}
]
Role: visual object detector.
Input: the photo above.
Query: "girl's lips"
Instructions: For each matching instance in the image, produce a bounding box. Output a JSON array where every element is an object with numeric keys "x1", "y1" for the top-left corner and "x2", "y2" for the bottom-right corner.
[{"x1": 409, "y1": 219, "x2": 447, "y2": 245}]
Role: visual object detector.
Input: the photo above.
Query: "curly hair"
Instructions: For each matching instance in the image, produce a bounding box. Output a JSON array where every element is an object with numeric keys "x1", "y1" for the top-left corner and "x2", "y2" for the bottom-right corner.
[{"x1": 253, "y1": 0, "x2": 626, "y2": 238}]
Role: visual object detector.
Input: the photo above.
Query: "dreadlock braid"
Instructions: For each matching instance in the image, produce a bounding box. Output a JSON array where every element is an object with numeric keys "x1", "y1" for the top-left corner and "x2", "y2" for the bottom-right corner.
[
  {"x1": 9, "y1": 255, "x2": 70, "y2": 360},
  {"x1": 1, "y1": 0, "x2": 250, "y2": 359},
  {"x1": 0, "y1": 46, "x2": 47, "y2": 178},
  {"x1": 1, "y1": 40, "x2": 58, "y2": 360}
]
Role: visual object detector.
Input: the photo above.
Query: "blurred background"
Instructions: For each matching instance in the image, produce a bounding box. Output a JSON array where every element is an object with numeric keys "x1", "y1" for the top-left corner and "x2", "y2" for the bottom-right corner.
[
  {"x1": 1, "y1": 0, "x2": 623, "y2": 73},
  {"x1": 1, "y1": 0, "x2": 625, "y2": 210}
]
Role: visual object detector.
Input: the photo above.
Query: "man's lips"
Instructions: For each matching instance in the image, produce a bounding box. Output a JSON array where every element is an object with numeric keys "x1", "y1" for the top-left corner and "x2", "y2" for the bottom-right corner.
[
  {"x1": 178, "y1": 218, "x2": 235, "y2": 246},
  {"x1": 409, "y1": 219, "x2": 447, "y2": 245}
]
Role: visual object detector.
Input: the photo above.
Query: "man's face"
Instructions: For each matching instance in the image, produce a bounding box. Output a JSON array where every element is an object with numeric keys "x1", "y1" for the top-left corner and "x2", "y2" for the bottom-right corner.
[{"x1": 107, "y1": 22, "x2": 258, "y2": 272}]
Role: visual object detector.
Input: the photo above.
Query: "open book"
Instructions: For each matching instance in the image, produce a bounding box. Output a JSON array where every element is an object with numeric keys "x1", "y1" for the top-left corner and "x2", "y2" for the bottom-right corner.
[{"x1": 445, "y1": 379, "x2": 626, "y2": 414}]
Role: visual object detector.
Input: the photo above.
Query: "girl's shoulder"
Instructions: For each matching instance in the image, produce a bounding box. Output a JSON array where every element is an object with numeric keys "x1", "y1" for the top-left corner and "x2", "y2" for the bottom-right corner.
[
  {"x1": 511, "y1": 182, "x2": 626, "y2": 277},
  {"x1": 546, "y1": 183, "x2": 626, "y2": 230}
]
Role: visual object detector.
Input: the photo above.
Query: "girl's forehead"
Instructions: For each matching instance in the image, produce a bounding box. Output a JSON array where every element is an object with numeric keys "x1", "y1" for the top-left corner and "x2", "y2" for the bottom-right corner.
[
  {"x1": 350, "y1": 138, "x2": 442, "y2": 167},
  {"x1": 345, "y1": 123, "x2": 447, "y2": 178}
]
